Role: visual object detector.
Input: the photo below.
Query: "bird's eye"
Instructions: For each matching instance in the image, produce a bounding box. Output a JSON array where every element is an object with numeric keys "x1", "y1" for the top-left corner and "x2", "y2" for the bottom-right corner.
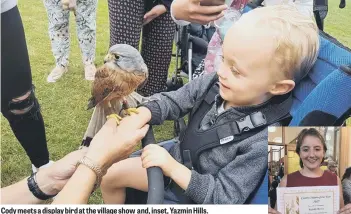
[{"x1": 113, "y1": 54, "x2": 120, "y2": 60}]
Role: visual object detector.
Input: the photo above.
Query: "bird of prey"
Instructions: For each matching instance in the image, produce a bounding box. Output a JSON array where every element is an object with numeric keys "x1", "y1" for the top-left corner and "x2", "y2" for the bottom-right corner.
[{"x1": 87, "y1": 44, "x2": 148, "y2": 125}]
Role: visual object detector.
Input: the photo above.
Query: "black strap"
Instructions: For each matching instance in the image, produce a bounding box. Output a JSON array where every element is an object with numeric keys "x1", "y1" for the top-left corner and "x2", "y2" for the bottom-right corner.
[
  {"x1": 188, "y1": 77, "x2": 219, "y2": 120},
  {"x1": 27, "y1": 172, "x2": 57, "y2": 200},
  {"x1": 314, "y1": 11, "x2": 324, "y2": 31}
]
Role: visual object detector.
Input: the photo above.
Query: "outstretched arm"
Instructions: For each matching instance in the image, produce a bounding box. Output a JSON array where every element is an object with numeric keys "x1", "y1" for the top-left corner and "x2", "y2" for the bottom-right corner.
[
  {"x1": 1, "y1": 149, "x2": 87, "y2": 204},
  {"x1": 141, "y1": 72, "x2": 217, "y2": 125},
  {"x1": 1, "y1": 171, "x2": 56, "y2": 204}
]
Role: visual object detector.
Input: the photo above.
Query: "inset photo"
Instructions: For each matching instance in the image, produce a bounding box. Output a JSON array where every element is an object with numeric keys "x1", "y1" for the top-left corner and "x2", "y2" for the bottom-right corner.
[{"x1": 268, "y1": 127, "x2": 351, "y2": 214}]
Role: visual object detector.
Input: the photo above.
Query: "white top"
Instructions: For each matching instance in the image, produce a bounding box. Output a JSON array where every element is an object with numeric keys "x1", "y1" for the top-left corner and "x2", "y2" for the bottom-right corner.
[{"x1": 1, "y1": 0, "x2": 17, "y2": 13}]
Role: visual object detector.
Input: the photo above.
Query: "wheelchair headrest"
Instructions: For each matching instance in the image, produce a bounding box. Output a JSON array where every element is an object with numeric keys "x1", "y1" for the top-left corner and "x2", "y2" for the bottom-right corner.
[{"x1": 290, "y1": 31, "x2": 351, "y2": 125}]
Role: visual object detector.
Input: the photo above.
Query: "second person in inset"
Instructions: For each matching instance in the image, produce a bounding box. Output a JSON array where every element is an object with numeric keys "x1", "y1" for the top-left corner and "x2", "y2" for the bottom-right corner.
[{"x1": 43, "y1": 0, "x2": 97, "y2": 82}]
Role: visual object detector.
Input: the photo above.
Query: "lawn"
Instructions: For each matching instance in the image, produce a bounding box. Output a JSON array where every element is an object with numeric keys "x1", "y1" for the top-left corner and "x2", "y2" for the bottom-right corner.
[{"x1": 1, "y1": 0, "x2": 350, "y2": 204}]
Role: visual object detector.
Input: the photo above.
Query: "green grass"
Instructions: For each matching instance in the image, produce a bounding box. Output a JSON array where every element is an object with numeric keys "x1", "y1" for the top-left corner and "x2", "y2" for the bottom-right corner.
[{"x1": 1, "y1": 0, "x2": 350, "y2": 204}]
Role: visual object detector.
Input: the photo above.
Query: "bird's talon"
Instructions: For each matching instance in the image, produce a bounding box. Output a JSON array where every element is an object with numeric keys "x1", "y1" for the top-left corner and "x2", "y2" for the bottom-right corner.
[
  {"x1": 106, "y1": 114, "x2": 122, "y2": 125},
  {"x1": 124, "y1": 108, "x2": 139, "y2": 116}
]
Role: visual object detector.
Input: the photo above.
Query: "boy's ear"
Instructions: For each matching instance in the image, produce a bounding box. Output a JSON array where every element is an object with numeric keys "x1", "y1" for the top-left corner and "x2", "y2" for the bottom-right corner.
[{"x1": 270, "y1": 80, "x2": 295, "y2": 95}]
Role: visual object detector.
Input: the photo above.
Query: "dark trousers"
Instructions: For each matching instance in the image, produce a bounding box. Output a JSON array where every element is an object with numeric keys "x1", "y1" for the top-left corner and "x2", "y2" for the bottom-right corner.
[{"x1": 1, "y1": 6, "x2": 49, "y2": 167}]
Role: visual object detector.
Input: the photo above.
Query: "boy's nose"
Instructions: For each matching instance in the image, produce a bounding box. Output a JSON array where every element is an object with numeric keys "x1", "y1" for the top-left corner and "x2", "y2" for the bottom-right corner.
[{"x1": 217, "y1": 68, "x2": 228, "y2": 80}]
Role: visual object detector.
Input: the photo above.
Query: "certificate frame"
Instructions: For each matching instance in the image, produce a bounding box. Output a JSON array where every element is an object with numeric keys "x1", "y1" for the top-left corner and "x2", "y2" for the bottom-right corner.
[{"x1": 276, "y1": 186, "x2": 339, "y2": 214}]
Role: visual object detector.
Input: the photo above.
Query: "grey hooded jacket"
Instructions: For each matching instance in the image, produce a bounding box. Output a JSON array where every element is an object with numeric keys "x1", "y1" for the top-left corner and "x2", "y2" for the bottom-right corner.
[{"x1": 142, "y1": 72, "x2": 276, "y2": 204}]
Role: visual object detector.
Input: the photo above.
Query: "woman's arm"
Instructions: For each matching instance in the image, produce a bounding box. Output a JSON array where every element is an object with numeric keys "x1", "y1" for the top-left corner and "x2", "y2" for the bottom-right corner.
[
  {"x1": 0, "y1": 170, "x2": 55, "y2": 204},
  {"x1": 1, "y1": 149, "x2": 87, "y2": 204},
  {"x1": 52, "y1": 165, "x2": 97, "y2": 204}
]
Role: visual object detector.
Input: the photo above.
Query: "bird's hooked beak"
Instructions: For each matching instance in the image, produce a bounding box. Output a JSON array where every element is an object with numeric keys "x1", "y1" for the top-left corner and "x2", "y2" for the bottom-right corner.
[{"x1": 104, "y1": 53, "x2": 119, "y2": 64}]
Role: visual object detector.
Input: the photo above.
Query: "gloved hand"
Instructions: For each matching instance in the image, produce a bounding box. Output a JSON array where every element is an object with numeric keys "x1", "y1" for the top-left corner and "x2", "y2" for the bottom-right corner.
[{"x1": 61, "y1": 0, "x2": 77, "y2": 15}]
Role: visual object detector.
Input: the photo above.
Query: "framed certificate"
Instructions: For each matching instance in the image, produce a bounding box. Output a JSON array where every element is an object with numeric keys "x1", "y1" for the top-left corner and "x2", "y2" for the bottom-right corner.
[{"x1": 277, "y1": 186, "x2": 339, "y2": 214}]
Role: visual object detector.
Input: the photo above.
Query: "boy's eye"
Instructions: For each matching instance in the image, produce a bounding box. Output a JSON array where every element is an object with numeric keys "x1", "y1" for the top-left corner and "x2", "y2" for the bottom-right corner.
[
  {"x1": 220, "y1": 55, "x2": 241, "y2": 75},
  {"x1": 230, "y1": 67, "x2": 240, "y2": 75},
  {"x1": 303, "y1": 149, "x2": 309, "y2": 152}
]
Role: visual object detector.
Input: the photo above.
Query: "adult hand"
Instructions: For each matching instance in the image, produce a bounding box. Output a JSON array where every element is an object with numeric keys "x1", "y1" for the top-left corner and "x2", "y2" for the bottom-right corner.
[
  {"x1": 143, "y1": 5, "x2": 167, "y2": 26},
  {"x1": 141, "y1": 144, "x2": 179, "y2": 177},
  {"x1": 268, "y1": 207, "x2": 282, "y2": 214},
  {"x1": 36, "y1": 148, "x2": 88, "y2": 195},
  {"x1": 85, "y1": 112, "x2": 150, "y2": 171},
  {"x1": 338, "y1": 203, "x2": 351, "y2": 214},
  {"x1": 172, "y1": 0, "x2": 228, "y2": 25}
]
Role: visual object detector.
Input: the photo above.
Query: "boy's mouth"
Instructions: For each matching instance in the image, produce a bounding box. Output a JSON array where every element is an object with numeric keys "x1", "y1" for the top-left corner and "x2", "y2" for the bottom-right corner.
[{"x1": 219, "y1": 81, "x2": 230, "y2": 90}]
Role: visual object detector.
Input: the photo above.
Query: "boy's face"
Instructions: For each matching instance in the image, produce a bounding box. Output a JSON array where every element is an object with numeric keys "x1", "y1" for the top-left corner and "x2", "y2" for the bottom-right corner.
[{"x1": 217, "y1": 14, "x2": 294, "y2": 107}]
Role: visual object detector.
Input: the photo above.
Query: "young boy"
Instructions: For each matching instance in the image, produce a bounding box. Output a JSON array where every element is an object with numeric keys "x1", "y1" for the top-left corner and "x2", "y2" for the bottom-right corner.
[{"x1": 100, "y1": 5, "x2": 320, "y2": 204}]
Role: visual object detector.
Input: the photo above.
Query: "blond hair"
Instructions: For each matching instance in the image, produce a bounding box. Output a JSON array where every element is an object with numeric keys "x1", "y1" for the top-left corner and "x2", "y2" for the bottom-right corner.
[{"x1": 247, "y1": 4, "x2": 320, "y2": 82}]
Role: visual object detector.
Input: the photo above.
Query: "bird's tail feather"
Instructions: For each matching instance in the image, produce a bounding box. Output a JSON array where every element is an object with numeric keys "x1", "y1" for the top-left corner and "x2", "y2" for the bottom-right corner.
[
  {"x1": 87, "y1": 97, "x2": 96, "y2": 110},
  {"x1": 80, "y1": 92, "x2": 146, "y2": 147}
]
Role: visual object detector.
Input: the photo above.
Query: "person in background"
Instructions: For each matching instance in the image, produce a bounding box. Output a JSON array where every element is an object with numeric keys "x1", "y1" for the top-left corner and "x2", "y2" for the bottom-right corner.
[
  {"x1": 44, "y1": 0, "x2": 97, "y2": 82},
  {"x1": 328, "y1": 160, "x2": 339, "y2": 176},
  {"x1": 269, "y1": 180, "x2": 279, "y2": 208},
  {"x1": 171, "y1": 0, "x2": 314, "y2": 78},
  {"x1": 278, "y1": 162, "x2": 284, "y2": 179},
  {"x1": 1, "y1": 0, "x2": 53, "y2": 172},
  {"x1": 107, "y1": 0, "x2": 174, "y2": 96}
]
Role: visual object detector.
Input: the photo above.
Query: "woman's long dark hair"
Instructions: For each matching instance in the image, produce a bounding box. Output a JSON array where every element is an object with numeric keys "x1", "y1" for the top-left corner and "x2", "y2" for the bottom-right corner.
[
  {"x1": 342, "y1": 167, "x2": 351, "y2": 181},
  {"x1": 295, "y1": 128, "x2": 327, "y2": 168}
]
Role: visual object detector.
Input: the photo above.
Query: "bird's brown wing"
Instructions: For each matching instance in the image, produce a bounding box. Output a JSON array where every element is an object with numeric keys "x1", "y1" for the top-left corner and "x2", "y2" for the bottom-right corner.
[
  {"x1": 88, "y1": 65, "x2": 147, "y2": 110},
  {"x1": 87, "y1": 65, "x2": 117, "y2": 109},
  {"x1": 111, "y1": 71, "x2": 147, "y2": 97}
]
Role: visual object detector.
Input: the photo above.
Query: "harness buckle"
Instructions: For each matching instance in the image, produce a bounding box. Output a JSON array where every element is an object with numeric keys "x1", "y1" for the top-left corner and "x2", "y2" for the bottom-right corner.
[{"x1": 236, "y1": 112, "x2": 267, "y2": 133}]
